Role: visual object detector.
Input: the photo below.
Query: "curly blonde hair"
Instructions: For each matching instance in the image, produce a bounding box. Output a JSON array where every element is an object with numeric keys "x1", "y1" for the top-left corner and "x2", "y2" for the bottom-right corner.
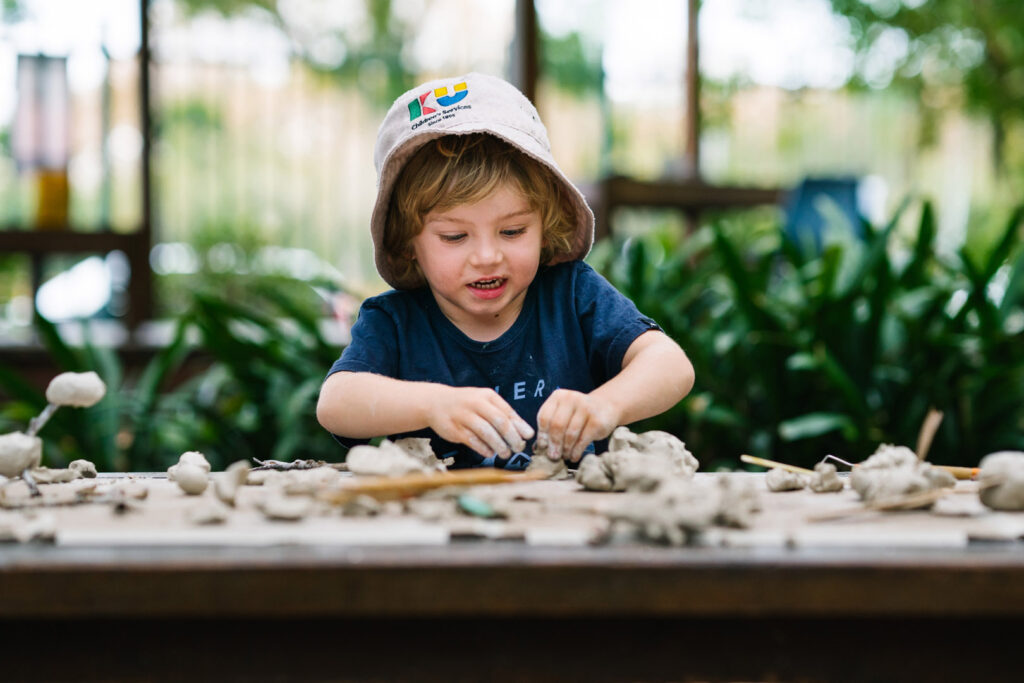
[{"x1": 383, "y1": 133, "x2": 577, "y2": 289}]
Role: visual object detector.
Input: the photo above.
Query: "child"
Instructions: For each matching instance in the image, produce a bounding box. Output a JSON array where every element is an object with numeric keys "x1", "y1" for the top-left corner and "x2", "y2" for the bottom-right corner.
[{"x1": 317, "y1": 72, "x2": 694, "y2": 469}]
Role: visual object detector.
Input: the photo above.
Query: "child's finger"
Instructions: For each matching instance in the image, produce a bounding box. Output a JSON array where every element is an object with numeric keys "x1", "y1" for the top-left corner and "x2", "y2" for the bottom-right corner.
[
  {"x1": 473, "y1": 418, "x2": 512, "y2": 458},
  {"x1": 513, "y1": 416, "x2": 535, "y2": 441},
  {"x1": 562, "y1": 410, "x2": 590, "y2": 462}
]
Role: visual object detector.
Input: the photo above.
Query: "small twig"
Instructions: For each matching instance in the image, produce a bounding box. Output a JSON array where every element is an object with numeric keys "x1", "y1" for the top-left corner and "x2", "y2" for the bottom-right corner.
[
  {"x1": 26, "y1": 403, "x2": 58, "y2": 438},
  {"x1": 915, "y1": 408, "x2": 944, "y2": 461},
  {"x1": 20, "y1": 467, "x2": 41, "y2": 497},
  {"x1": 739, "y1": 454, "x2": 814, "y2": 475}
]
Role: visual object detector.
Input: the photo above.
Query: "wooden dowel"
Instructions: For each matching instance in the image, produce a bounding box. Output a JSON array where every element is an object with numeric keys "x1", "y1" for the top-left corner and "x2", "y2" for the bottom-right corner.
[{"x1": 740, "y1": 455, "x2": 815, "y2": 476}]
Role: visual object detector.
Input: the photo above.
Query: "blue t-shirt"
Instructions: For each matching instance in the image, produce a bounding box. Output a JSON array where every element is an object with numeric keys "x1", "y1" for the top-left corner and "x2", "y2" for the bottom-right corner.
[{"x1": 326, "y1": 260, "x2": 660, "y2": 468}]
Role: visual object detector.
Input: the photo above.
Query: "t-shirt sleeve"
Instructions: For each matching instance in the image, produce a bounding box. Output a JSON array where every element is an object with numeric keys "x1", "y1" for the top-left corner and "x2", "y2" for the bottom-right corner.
[
  {"x1": 573, "y1": 261, "x2": 661, "y2": 378},
  {"x1": 326, "y1": 298, "x2": 400, "y2": 378}
]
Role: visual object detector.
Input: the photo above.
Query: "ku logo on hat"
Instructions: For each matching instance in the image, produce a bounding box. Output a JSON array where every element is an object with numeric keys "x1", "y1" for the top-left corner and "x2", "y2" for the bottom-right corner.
[{"x1": 408, "y1": 81, "x2": 468, "y2": 120}]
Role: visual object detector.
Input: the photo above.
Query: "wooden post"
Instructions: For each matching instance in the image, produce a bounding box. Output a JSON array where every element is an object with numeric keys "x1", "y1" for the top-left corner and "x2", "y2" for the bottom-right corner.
[
  {"x1": 514, "y1": 0, "x2": 539, "y2": 103},
  {"x1": 131, "y1": 0, "x2": 154, "y2": 331}
]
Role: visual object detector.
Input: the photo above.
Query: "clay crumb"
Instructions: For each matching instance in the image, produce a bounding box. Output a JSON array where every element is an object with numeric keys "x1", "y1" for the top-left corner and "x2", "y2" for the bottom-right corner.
[
  {"x1": 809, "y1": 462, "x2": 845, "y2": 493},
  {"x1": 765, "y1": 467, "x2": 808, "y2": 492}
]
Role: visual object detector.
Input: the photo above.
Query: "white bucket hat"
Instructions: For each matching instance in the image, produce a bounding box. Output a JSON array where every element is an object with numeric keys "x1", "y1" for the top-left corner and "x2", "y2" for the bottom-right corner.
[{"x1": 371, "y1": 72, "x2": 595, "y2": 289}]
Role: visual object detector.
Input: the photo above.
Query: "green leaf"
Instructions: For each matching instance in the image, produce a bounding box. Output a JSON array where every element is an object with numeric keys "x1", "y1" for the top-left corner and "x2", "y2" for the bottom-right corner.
[{"x1": 779, "y1": 412, "x2": 858, "y2": 441}]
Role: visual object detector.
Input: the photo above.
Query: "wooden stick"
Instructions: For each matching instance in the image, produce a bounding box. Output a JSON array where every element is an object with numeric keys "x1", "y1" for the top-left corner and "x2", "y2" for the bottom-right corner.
[
  {"x1": 319, "y1": 468, "x2": 548, "y2": 504},
  {"x1": 807, "y1": 487, "x2": 953, "y2": 522},
  {"x1": 740, "y1": 454, "x2": 815, "y2": 476},
  {"x1": 915, "y1": 408, "x2": 944, "y2": 461}
]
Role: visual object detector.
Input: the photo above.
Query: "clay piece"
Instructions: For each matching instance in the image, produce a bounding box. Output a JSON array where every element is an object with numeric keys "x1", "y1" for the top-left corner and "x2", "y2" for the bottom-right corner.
[
  {"x1": 808, "y1": 462, "x2": 845, "y2": 493},
  {"x1": 978, "y1": 451, "x2": 1024, "y2": 511},
  {"x1": 45, "y1": 371, "x2": 106, "y2": 407},
  {"x1": 608, "y1": 476, "x2": 760, "y2": 546},
  {"x1": 576, "y1": 427, "x2": 699, "y2": 492},
  {"x1": 849, "y1": 444, "x2": 955, "y2": 506},
  {"x1": 394, "y1": 437, "x2": 453, "y2": 470},
  {"x1": 214, "y1": 460, "x2": 251, "y2": 506},
  {"x1": 258, "y1": 493, "x2": 313, "y2": 521},
  {"x1": 27, "y1": 466, "x2": 81, "y2": 484},
  {"x1": 168, "y1": 452, "x2": 211, "y2": 495},
  {"x1": 346, "y1": 439, "x2": 436, "y2": 476},
  {"x1": 525, "y1": 434, "x2": 570, "y2": 479},
  {"x1": 765, "y1": 467, "x2": 808, "y2": 492},
  {"x1": 186, "y1": 499, "x2": 230, "y2": 525},
  {"x1": 0, "y1": 432, "x2": 43, "y2": 477},
  {"x1": 69, "y1": 459, "x2": 98, "y2": 478},
  {"x1": 0, "y1": 510, "x2": 56, "y2": 543}
]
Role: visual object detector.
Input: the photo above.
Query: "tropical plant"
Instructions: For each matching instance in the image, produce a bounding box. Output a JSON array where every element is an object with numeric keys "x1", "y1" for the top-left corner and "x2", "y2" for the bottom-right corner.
[{"x1": 593, "y1": 200, "x2": 1024, "y2": 469}]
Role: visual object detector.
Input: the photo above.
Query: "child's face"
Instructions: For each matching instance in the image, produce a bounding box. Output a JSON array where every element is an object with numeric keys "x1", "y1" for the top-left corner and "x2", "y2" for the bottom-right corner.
[{"x1": 411, "y1": 183, "x2": 543, "y2": 337}]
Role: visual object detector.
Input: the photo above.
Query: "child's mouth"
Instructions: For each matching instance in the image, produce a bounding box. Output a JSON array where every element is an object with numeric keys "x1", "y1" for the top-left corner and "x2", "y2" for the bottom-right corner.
[
  {"x1": 468, "y1": 277, "x2": 507, "y2": 299},
  {"x1": 469, "y1": 278, "x2": 505, "y2": 290}
]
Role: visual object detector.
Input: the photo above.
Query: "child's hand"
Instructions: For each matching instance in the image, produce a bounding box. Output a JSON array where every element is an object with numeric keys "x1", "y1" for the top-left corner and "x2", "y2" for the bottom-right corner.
[
  {"x1": 427, "y1": 387, "x2": 535, "y2": 458},
  {"x1": 536, "y1": 389, "x2": 619, "y2": 462}
]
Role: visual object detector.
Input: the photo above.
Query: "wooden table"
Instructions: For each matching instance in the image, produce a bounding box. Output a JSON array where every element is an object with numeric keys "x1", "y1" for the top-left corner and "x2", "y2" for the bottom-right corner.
[{"x1": 2, "y1": 473, "x2": 1022, "y2": 681}]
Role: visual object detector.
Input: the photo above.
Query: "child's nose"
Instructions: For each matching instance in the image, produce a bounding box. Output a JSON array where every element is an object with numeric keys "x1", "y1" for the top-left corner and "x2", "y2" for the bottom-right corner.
[{"x1": 469, "y1": 237, "x2": 502, "y2": 265}]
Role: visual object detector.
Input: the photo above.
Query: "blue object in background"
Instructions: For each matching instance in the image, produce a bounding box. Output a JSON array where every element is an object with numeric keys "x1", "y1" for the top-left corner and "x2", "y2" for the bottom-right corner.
[{"x1": 783, "y1": 177, "x2": 864, "y2": 253}]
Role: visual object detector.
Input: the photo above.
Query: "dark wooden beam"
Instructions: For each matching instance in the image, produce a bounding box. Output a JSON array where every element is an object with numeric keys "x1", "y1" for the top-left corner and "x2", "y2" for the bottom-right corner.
[
  {"x1": 132, "y1": 0, "x2": 154, "y2": 330},
  {"x1": 514, "y1": 0, "x2": 539, "y2": 103}
]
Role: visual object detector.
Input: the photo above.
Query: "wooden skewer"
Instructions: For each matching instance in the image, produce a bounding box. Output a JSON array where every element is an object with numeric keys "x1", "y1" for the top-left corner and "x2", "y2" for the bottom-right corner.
[
  {"x1": 807, "y1": 487, "x2": 953, "y2": 522},
  {"x1": 319, "y1": 468, "x2": 548, "y2": 504},
  {"x1": 740, "y1": 454, "x2": 815, "y2": 476},
  {"x1": 915, "y1": 408, "x2": 944, "y2": 462}
]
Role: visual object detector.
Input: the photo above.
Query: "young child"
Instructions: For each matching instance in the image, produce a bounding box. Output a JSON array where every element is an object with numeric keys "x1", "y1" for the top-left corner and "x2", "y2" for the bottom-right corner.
[{"x1": 317, "y1": 72, "x2": 694, "y2": 469}]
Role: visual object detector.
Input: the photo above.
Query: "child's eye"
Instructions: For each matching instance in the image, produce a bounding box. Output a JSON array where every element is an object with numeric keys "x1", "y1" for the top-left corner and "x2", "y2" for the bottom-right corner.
[
  {"x1": 501, "y1": 227, "x2": 527, "y2": 238},
  {"x1": 439, "y1": 233, "x2": 466, "y2": 243}
]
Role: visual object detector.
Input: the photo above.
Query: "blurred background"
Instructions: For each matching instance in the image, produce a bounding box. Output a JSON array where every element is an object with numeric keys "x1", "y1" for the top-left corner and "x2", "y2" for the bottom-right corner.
[{"x1": 1, "y1": 0, "x2": 1021, "y2": 471}]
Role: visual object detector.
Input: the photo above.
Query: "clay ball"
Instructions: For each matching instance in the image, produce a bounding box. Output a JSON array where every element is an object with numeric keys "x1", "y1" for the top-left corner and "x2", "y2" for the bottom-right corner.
[
  {"x1": 0, "y1": 432, "x2": 43, "y2": 477},
  {"x1": 45, "y1": 371, "x2": 107, "y2": 408},
  {"x1": 172, "y1": 463, "x2": 209, "y2": 495},
  {"x1": 978, "y1": 451, "x2": 1024, "y2": 511}
]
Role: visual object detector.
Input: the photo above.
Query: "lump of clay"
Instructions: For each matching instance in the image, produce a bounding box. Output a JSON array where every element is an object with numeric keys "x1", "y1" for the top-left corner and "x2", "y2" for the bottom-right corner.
[
  {"x1": 0, "y1": 432, "x2": 43, "y2": 477},
  {"x1": 608, "y1": 476, "x2": 760, "y2": 546},
  {"x1": 394, "y1": 437, "x2": 452, "y2": 470},
  {"x1": 575, "y1": 428, "x2": 698, "y2": 493},
  {"x1": 346, "y1": 439, "x2": 433, "y2": 476},
  {"x1": 809, "y1": 462, "x2": 845, "y2": 493},
  {"x1": 850, "y1": 444, "x2": 955, "y2": 505},
  {"x1": 765, "y1": 467, "x2": 808, "y2": 492},
  {"x1": 168, "y1": 452, "x2": 211, "y2": 495},
  {"x1": 609, "y1": 426, "x2": 699, "y2": 477},
  {"x1": 45, "y1": 371, "x2": 106, "y2": 408},
  {"x1": 525, "y1": 434, "x2": 570, "y2": 479},
  {"x1": 186, "y1": 499, "x2": 230, "y2": 525},
  {"x1": 258, "y1": 493, "x2": 313, "y2": 521},
  {"x1": 69, "y1": 459, "x2": 98, "y2": 478},
  {"x1": 214, "y1": 460, "x2": 251, "y2": 506},
  {"x1": 978, "y1": 451, "x2": 1024, "y2": 511},
  {"x1": 27, "y1": 466, "x2": 81, "y2": 484}
]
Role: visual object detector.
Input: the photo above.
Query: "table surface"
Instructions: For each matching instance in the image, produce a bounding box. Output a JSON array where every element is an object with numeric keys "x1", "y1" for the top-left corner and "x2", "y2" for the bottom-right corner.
[{"x1": 3, "y1": 471, "x2": 1022, "y2": 681}]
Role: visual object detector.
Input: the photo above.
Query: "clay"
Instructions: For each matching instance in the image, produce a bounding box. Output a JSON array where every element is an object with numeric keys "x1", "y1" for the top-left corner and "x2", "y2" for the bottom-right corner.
[
  {"x1": 172, "y1": 463, "x2": 209, "y2": 495},
  {"x1": 186, "y1": 499, "x2": 230, "y2": 525},
  {"x1": 394, "y1": 437, "x2": 453, "y2": 469},
  {"x1": 258, "y1": 493, "x2": 313, "y2": 521},
  {"x1": 214, "y1": 460, "x2": 251, "y2": 506},
  {"x1": 850, "y1": 444, "x2": 955, "y2": 506},
  {"x1": 178, "y1": 451, "x2": 211, "y2": 474},
  {"x1": 0, "y1": 511, "x2": 56, "y2": 543},
  {"x1": 346, "y1": 439, "x2": 434, "y2": 476},
  {"x1": 576, "y1": 427, "x2": 699, "y2": 492},
  {"x1": 69, "y1": 459, "x2": 98, "y2": 478},
  {"x1": 765, "y1": 467, "x2": 808, "y2": 492},
  {"x1": 278, "y1": 467, "x2": 344, "y2": 495},
  {"x1": 608, "y1": 476, "x2": 760, "y2": 546},
  {"x1": 27, "y1": 466, "x2": 81, "y2": 484},
  {"x1": 978, "y1": 451, "x2": 1024, "y2": 511},
  {"x1": 45, "y1": 371, "x2": 106, "y2": 407},
  {"x1": 809, "y1": 462, "x2": 845, "y2": 493},
  {"x1": 0, "y1": 432, "x2": 43, "y2": 477},
  {"x1": 526, "y1": 434, "x2": 570, "y2": 479}
]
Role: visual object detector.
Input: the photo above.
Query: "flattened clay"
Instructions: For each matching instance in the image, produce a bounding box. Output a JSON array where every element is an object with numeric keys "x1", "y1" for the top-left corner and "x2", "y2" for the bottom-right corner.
[
  {"x1": 69, "y1": 459, "x2": 98, "y2": 478},
  {"x1": 279, "y1": 467, "x2": 344, "y2": 495},
  {"x1": 346, "y1": 439, "x2": 432, "y2": 476},
  {"x1": 0, "y1": 511, "x2": 56, "y2": 543},
  {"x1": 809, "y1": 462, "x2": 845, "y2": 493},
  {"x1": 186, "y1": 499, "x2": 230, "y2": 525},
  {"x1": 45, "y1": 371, "x2": 106, "y2": 407},
  {"x1": 765, "y1": 467, "x2": 808, "y2": 492},
  {"x1": 0, "y1": 432, "x2": 43, "y2": 477},
  {"x1": 978, "y1": 451, "x2": 1024, "y2": 511},
  {"x1": 608, "y1": 476, "x2": 760, "y2": 546},
  {"x1": 526, "y1": 435, "x2": 570, "y2": 479},
  {"x1": 850, "y1": 444, "x2": 955, "y2": 506},
  {"x1": 258, "y1": 493, "x2": 313, "y2": 520},
  {"x1": 27, "y1": 466, "x2": 81, "y2": 484},
  {"x1": 214, "y1": 460, "x2": 251, "y2": 506}
]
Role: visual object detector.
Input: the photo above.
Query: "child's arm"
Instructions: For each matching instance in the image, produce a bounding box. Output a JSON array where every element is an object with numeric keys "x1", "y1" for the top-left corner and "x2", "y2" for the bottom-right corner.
[
  {"x1": 317, "y1": 372, "x2": 534, "y2": 458},
  {"x1": 536, "y1": 330, "x2": 694, "y2": 461}
]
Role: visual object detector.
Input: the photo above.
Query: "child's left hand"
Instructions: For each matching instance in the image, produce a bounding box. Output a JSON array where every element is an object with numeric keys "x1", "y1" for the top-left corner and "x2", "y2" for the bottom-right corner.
[{"x1": 536, "y1": 389, "x2": 619, "y2": 462}]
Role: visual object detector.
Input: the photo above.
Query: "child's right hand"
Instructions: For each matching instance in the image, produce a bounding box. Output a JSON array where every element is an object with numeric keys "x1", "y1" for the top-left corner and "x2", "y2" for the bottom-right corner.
[{"x1": 426, "y1": 387, "x2": 535, "y2": 458}]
